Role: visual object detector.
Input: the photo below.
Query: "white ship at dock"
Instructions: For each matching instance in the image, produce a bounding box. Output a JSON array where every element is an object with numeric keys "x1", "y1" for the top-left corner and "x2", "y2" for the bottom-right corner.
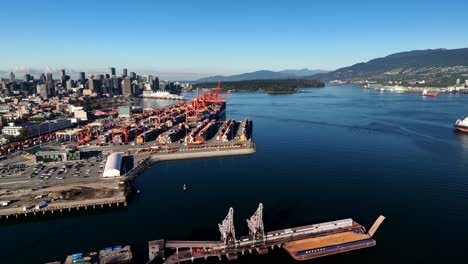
[{"x1": 141, "y1": 90, "x2": 184, "y2": 100}]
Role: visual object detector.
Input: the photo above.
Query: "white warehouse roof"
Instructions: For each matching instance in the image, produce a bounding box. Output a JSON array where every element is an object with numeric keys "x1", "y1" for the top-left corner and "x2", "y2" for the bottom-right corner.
[{"x1": 103, "y1": 152, "x2": 123, "y2": 177}]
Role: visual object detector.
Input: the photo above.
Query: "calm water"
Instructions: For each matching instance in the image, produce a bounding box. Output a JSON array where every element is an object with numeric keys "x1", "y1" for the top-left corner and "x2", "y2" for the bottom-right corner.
[{"x1": 2, "y1": 84, "x2": 468, "y2": 263}]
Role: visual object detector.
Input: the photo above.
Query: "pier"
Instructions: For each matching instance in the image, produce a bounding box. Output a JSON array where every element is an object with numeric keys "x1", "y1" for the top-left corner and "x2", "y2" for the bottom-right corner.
[
  {"x1": 126, "y1": 141, "x2": 256, "y2": 181},
  {"x1": 0, "y1": 194, "x2": 126, "y2": 220},
  {"x1": 146, "y1": 204, "x2": 385, "y2": 264},
  {"x1": 44, "y1": 203, "x2": 384, "y2": 264}
]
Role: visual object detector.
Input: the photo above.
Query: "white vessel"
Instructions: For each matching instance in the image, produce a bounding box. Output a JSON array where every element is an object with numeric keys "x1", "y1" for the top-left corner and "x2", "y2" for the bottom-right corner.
[
  {"x1": 455, "y1": 117, "x2": 468, "y2": 133},
  {"x1": 141, "y1": 90, "x2": 184, "y2": 100}
]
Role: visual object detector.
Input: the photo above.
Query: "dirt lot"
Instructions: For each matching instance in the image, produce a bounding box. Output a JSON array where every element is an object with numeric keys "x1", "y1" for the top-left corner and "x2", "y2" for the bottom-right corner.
[{"x1": 0, "y1": 179, "x2": 124, "y2": 216}]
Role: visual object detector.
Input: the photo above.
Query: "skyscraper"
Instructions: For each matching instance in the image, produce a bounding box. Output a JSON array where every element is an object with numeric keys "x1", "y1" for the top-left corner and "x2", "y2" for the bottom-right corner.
[
  {"x1": 88, "y1": 76, "x2": 94, "y2": 91},
  {"x1": 130, "y1": 72, "x2": 136, "y2": 80},
  {"x1": 60, "y1": 69, "x2": 67, "y2": 88},
  {"x1": 79, "y1": 72, "x2": 86, "y2": 84},
  {"x1": 60, "y1": 69, "x2": 66, "y2": 81},
  {"x1": 123, "y1": 69, "x2": 128, "y2": 77},
  {"x1": 112, "y1": 76, "x2": 118, "y2": 89},
  {"x1": 122, "y1": 77, "x2": 131, "y2": 96},
  {"x1": 10, "y1": 72, "x2": 15, "y2": 82},
  {"x1": 154, "y1": 77, "x2": 160, "y2": 91},
  {"x1": 36, "y1": 83, "x2": 48, "y2": 98},
  {"x1": 110, "y1": 67, "x2": 116, "y2": 76},
  {"x1": 46, "y1": 73, "x2": 55, "y2": 97},
  {"x1": 66, "y1": 80, "x2": 75, "y2": 89},
  {"x1": 24, "y1": 74, "x2": 31, "y2": 82}
]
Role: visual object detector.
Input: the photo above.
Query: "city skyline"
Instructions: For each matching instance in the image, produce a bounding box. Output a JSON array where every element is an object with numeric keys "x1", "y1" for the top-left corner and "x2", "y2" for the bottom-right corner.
[{"x1": 1, "y1": 0, "x2": 468, "y2": 79}]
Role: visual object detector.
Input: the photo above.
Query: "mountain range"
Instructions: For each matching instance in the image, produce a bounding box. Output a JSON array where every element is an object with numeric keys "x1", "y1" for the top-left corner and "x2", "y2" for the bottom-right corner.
[
  {"x1": 195, "y1": 69, "x2": 327, "y2": 82},
  {"x1": 197, "y1": 48, "x2": 468, "y2": 86},
  {"x1": 309, "y1": 48, "x2": 468, "y2": 85}
]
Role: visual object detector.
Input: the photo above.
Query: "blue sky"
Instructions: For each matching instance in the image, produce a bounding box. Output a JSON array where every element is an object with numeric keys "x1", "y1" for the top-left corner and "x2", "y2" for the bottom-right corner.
[{"x1": 1, "y1": 0, "x2": 468, "y2": 79}]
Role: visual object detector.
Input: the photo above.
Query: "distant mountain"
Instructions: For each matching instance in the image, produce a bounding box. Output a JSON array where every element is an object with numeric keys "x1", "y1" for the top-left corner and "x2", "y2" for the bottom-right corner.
[
  {"x1": 309, "y1": 48, "x2": 468, "y2": 85},
  {"x1": 279, "y1": 68, "x2": 328, "y2": 76},
  {"x1": 196, "y1": 69, "x2": 327, "y2": 82}
]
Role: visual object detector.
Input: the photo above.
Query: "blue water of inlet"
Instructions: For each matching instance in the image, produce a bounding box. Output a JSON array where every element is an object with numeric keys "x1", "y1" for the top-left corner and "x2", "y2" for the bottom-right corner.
[{"x1": 1, "y1": 84, "x2": 468, "y2": 263}]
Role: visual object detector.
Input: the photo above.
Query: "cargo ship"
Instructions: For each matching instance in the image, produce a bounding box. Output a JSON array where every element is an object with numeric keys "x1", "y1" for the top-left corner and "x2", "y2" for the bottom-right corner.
[
  {"x1": 454, "y1": 117, "x2": 468, "y2": 133},
  {"x1": 141, "y1": 90, "x2": 184, "y2": 100},
  {"x1": 204, "y1": 102, "x2": 226, "y2": 120},
  {"x1": 283, "y1": 216, "x2": 385, "y2": 261}
]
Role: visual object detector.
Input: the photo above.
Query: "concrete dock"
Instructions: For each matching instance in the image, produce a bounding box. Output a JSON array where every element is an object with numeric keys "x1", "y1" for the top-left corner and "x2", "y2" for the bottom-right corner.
[{"x1": 125, "y1": 142, "x2": 256, "y2": 181}]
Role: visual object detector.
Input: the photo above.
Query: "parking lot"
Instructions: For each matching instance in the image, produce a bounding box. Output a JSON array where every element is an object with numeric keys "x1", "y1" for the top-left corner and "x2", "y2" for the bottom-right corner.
[{"x1": 0, "y1": 152, "x2": 109, "y2": 191}]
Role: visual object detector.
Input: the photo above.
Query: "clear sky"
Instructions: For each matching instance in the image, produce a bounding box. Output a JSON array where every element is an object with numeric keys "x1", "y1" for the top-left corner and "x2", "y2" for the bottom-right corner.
[{"x1": 1, "y1": 0, "x2": 468, "y2": 79}]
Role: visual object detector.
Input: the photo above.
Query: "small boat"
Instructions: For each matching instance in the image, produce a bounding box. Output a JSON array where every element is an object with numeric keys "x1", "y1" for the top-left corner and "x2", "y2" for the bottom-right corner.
[
  {"x1": 455, "y1": 117, "x2": 468, "y2": 133},
  {"x1": 183, "y1": 184, "x2": 187, "y2": 191},
  {"x1": 422, "y1": 89, "x2": 438, "y2": 97}
]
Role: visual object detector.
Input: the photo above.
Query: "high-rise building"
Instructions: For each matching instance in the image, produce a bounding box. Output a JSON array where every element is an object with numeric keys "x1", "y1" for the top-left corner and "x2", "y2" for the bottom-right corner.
[
  {"x1": 456, "y1": 78, "x2": 461, "y2": 85},
  {"x1": 88, "y1": 77, "x2": 94, "y2": 91},
  {"x1": 60, "y1": 69, "x2": 66, "y2": 80},
  {"x1": 40, "y1": 73, "x2": 46, "y2": 82},
  {"x1": 46, "y1": 73, "x2": 55, "y2": 97},
  {"x1": 10, "y1": 72, "x2": 15, "y2": 82},
  {"x1": 112, "y1": 76, "x2": 118, "y2": 89},
  {"x1": 36, "y1": 83, "x2": 48, "y2": 98},
  {"x1": 153, "y1": 77, "x2": 160, "y2": 91},
  {"x1": 122, "y1": 77, "x2": 131, "y2": 96},
  {"x1": 104, "y1": 79, "x2": 112, "y2": 94},
  {"x1": 130, "y1": 72, "x2": 136, "y2": 80},
  {"x1": 79, "y1": 72, "x2": 86, "y2": 84},
  {"x1": 24, "y1": 74, "x2": 31, "y2": 82},
  {"x1": 110, "y1": 67, "x2": 116, "y2": 76},
  {"x1": 123, "y1": 69, "x2": 128, "y2": 77},
  {"x1": 66, "y1": 80, "x2": 75, "y2": 89}
]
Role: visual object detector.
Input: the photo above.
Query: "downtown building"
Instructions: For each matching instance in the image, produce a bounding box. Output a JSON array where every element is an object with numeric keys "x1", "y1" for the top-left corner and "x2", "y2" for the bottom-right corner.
[{"x1": 2, "y1": 119, "x2": 72, "y2": 138}]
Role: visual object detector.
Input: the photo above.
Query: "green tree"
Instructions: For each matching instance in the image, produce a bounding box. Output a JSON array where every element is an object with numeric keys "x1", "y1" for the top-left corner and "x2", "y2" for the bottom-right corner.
[{"x1": 18, "y1": 127, "x2": 28, "y2": 139}]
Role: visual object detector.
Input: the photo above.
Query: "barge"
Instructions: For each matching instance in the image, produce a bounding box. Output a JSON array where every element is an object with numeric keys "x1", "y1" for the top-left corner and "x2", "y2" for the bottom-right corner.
[{"x1": 283, "y1": 215, "x2": 386, "y2": 261}]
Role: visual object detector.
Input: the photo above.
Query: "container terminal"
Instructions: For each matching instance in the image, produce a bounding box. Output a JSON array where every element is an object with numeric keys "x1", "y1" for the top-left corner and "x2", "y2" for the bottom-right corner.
[
  {"x1": 0, "y1": 84, "x2": 255, "y2": 221},
  {"x1": 45, "y1": 204, "x2": 385, "y2": 264}
]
